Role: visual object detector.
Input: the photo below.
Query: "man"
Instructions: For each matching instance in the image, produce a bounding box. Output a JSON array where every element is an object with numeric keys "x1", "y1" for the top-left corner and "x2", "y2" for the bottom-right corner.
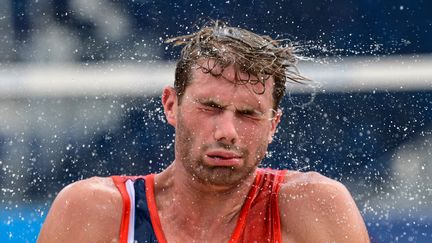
[{"x1": 38, "y1": 22, "x2": 370, "y2": 242}]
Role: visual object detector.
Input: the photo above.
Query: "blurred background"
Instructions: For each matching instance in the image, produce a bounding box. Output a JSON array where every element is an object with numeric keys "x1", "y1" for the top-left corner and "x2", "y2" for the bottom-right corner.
[{"x1": 1, "y1": 0, "x2": 431, "y2": 242}]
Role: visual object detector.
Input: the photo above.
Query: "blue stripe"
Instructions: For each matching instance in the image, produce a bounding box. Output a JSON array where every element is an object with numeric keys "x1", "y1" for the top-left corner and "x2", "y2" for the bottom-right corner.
[{"x1": 133, "y1": 178, "x2": 158, "y2": 243}]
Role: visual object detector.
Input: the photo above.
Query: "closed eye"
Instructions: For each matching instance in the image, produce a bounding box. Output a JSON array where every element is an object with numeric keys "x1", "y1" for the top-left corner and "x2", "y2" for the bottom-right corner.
[
  {"x1": 198, "y1": 99, "x2": 224, "y2": 108},
  {"x1": 198, "y1": 100, "x2": 224, "y2": 112},
  {"x1": 238, "y1": 110, "x2": 255, "y2": 116},
  {"x1": 206, "y1": 103, "x2": 223, "y2": 109},
  {"x1": 237, "y1": 109, "x2": 265, "y2": 120}
]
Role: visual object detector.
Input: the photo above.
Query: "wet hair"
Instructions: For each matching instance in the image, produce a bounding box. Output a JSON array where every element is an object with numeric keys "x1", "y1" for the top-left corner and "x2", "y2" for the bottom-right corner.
[{"x1": 166, "y1": 20, "x2": 307, "y2": 109}]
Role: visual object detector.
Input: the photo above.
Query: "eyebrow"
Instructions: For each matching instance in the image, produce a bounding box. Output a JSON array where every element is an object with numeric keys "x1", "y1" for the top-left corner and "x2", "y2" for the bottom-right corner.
[{"x1": 196, "y1": 98, "x2": 226, "y2": 108}]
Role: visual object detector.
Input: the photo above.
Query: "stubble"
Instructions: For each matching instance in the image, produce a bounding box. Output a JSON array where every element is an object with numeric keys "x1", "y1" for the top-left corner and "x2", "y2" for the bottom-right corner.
[{"x1": 175, "y1": 109, "x2": 269, "y2": 187}]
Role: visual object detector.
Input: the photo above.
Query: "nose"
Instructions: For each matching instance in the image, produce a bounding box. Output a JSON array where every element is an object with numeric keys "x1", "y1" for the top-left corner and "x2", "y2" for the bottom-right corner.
[{"x1": 214, "y1": 110, "x2": 239, "y2": 145}]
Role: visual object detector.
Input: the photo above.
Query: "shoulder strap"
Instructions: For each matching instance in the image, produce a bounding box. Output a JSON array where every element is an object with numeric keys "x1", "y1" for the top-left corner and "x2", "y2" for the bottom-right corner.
[
  {"x1": 228, "y1": 168, "x2": 287, "y2": 243},
  {"x1": 145, "y1": 174, "x2": 167, "y2": 243},
  {"x1": 134, "y1": 177, "x2": 159, "y2": 242},
  {"x1": 112, "y1": 176, "x2": 135, "y2": 243},
  {"x1": 271, "y1": 170, "x2": 288, "y2": 243},
  {"x1": 229, "y1": 170, "x2": 264, "y2": 242},
  {"x1": 112, "y1": 175, "x2": 159, "y2": 243}
]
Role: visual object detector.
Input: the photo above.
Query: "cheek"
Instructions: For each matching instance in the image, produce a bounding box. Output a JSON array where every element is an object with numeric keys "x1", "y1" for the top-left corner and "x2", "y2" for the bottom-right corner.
[
  {"x1": 181, "y1": 111, "x2": 213, "y2": 138},
  {"x1": 237, "y1": 121, "x2": 272, "y2": 140}
]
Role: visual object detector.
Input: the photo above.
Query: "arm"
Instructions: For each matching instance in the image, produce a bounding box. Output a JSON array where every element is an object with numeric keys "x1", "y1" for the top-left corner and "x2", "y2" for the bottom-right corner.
[
  {"x1": 37, "y1": 177, "x2": 123, "y2": 243},
  {"x1": 279, "y1": 172, "x2": 370, "y2": 243}
]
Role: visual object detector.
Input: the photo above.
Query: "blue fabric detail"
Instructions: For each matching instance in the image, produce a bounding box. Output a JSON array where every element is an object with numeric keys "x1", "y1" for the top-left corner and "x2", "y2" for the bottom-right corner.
[{"x1": 133, "y1": 178, "x2": 158, "y2": 243}]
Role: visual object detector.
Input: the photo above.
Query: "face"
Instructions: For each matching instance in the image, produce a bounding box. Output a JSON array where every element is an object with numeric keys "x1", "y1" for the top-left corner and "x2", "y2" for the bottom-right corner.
[{"x1": 163, "y1": 62, "x2": 281, "y2": 187}]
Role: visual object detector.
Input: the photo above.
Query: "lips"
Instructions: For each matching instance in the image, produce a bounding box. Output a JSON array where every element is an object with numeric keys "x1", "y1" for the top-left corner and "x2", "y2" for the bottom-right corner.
[{"x1": 205, "y1": 150, "x2": 242, "y2": 166}]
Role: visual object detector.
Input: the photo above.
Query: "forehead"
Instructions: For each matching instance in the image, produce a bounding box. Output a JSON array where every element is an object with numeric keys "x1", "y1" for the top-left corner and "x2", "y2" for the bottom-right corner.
[{"x1": 185, "y1": 61, "x2": 275, "y2": 108}]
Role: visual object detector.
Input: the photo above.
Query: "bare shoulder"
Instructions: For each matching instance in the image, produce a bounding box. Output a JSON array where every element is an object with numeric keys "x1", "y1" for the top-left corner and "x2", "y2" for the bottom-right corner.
[
  {"x1": 38, "y1": 177, "x2": 123, "y2": 243},
  {"x1": 280, "y1": 171, "x2": 349, "y2": 198},
  {"x1": 278, "y1": 171, "x2": 369, "y2": 243}
]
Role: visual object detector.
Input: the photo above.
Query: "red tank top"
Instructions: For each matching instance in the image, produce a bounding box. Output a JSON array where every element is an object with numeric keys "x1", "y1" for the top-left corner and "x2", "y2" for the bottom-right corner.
[{"x1": 113, "y1": 168, "x2": 287, "y2": 243}]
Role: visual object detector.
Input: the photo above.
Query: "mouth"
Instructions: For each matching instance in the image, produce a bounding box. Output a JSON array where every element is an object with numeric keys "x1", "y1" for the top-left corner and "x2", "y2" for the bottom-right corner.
[
  {"x1": 206, "y1": 151, "x2": 242, "y2": 159},
  {"x1": 205, "y1": 150, "x2": 242, "y2": 166}
]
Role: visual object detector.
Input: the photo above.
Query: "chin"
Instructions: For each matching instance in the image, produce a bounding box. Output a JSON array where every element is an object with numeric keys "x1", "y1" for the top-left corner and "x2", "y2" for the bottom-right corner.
[{"x1": 192, "y1": 164, "x2": 255, "y2": 187}]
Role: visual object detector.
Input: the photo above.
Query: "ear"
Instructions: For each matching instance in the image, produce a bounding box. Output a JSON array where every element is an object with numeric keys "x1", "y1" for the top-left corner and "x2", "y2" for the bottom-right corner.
[
  {"x1": 268, "y1": 108, "x2": 282, "y2": 143},
  {"x1": 162, "y1": 86, "x2": 178, "y2": 127}
]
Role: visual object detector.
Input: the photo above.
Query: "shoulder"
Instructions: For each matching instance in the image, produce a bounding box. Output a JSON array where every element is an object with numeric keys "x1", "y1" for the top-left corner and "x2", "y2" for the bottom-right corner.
[
  {"x1": 278, "y1": 171, "x2": 349, "y2": 215},
  {"x1": 279, "y1": 171, "x2": 348, "y2": 198},
  {"x1": 38, "y1": 177, "x2": 123, "y2": 243},
  {"x1": 60, "y1": 176, "x2": 122, "y2": 203},
  {"x1": 278, "y1": 171, "x2": 369, "y2": 242}
]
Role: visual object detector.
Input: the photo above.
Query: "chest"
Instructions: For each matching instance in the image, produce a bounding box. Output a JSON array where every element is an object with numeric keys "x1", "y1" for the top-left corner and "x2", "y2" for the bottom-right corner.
[{"x1": 160, "y1": 218, "x2": 235, "y2": 243}]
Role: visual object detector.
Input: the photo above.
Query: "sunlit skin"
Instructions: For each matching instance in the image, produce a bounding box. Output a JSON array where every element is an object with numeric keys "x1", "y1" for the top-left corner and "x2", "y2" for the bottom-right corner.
[{"x1": 37, "y1": 61, "x2": 370, "y2": 243}]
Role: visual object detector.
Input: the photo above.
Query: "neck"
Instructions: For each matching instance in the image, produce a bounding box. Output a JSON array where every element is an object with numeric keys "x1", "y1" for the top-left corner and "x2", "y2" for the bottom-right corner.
[{"x1": 154, "y1": 161, "x2": 257, "y2": 239}]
